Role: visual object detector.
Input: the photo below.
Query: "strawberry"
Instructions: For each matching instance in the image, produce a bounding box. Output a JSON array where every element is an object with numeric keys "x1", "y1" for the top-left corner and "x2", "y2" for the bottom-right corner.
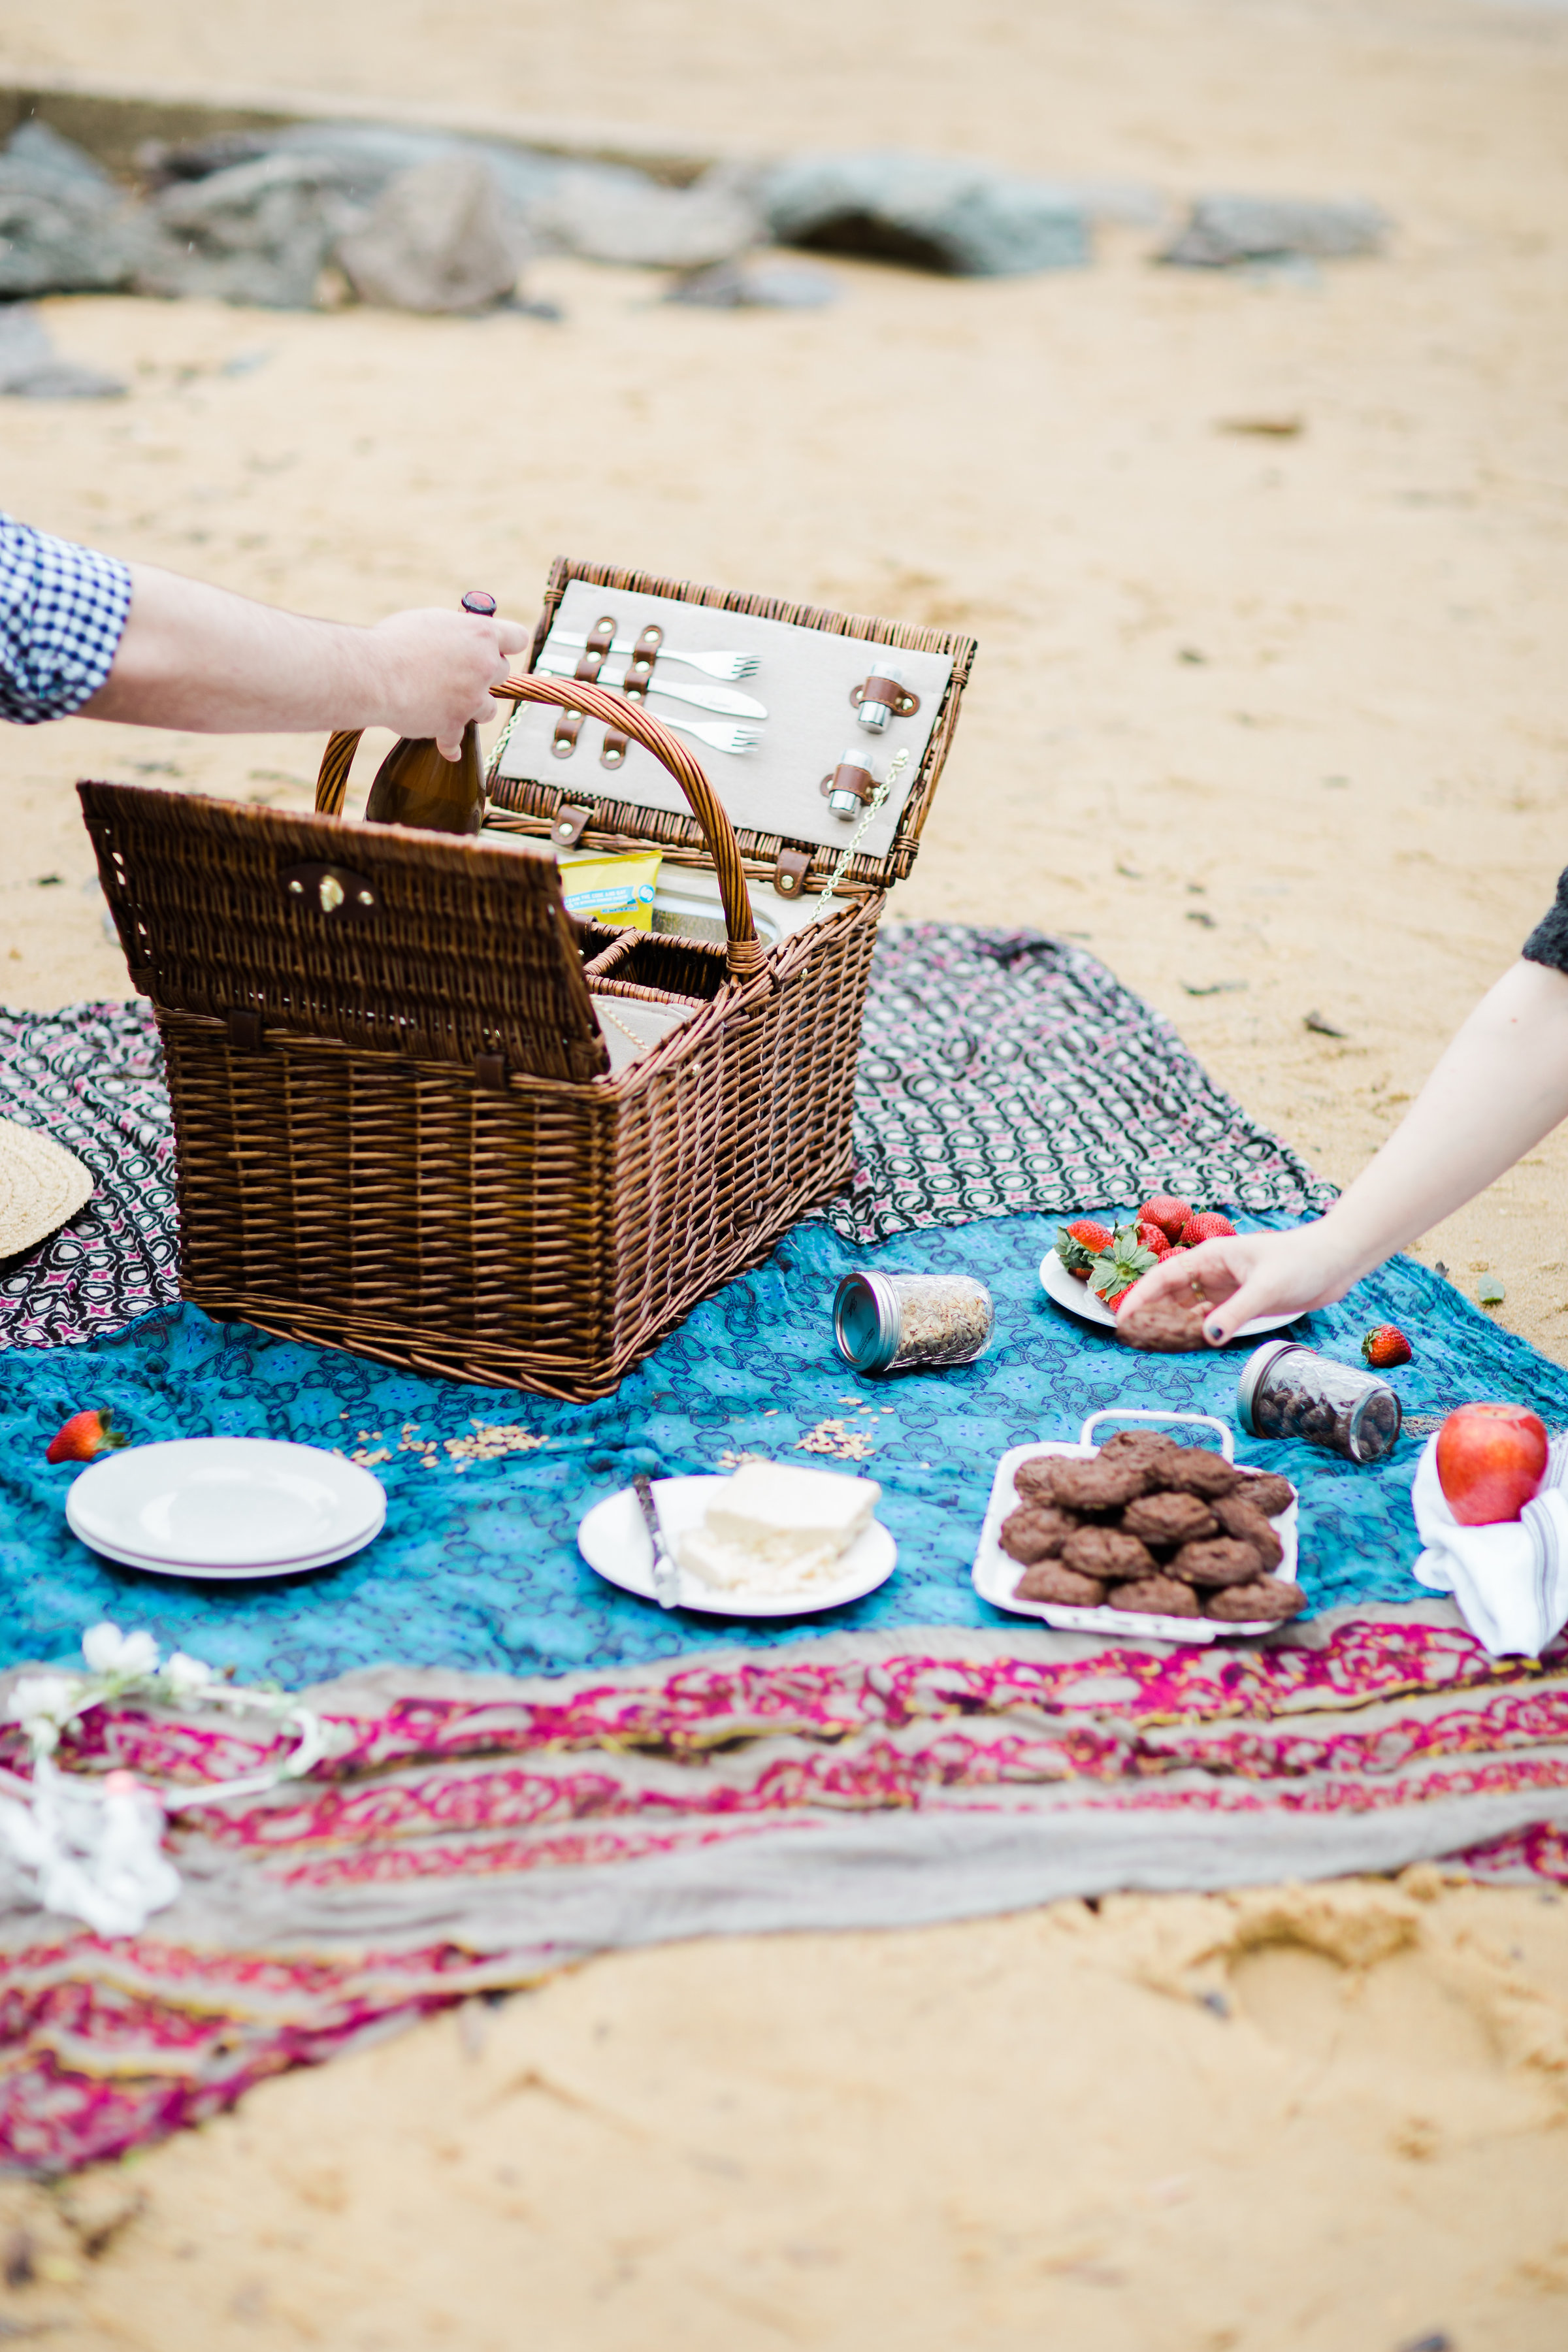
[
  {"x1": 1135, "y1": 1220, "x2": 1173, "y2": 1260},
  {"x1": 1361, "y1": 1325, "x2": 1413, "y2": 1369},
  {"x1": 1056, "y1": 1219, "x2": 1114, "y2": 1281},
  {"x1": 1138, "y1": 1194, "x2": 1192, "y2": 1245},
  {"x1": 1177, "y1": 1211, "x2": 1237, "y2": 1247},
  {"x1": 1090, "y1": 1223, "x2": 1159, "y2": 1313},
  {"x1": 45, "y1": 1409, "x2": 128, "y2": 1465}
]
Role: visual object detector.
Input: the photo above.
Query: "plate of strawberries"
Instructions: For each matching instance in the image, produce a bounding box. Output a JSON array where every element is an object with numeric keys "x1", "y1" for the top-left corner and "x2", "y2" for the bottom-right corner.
[{"x1": 1040, "y1": 1194, "x2": 1299, "y2": 1337}]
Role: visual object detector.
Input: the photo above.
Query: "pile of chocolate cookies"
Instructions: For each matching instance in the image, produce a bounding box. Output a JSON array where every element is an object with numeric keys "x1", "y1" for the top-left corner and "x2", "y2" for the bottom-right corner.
[{"x1": 1000, "y1": 1428, "x2": 1304, "y2": 1622}]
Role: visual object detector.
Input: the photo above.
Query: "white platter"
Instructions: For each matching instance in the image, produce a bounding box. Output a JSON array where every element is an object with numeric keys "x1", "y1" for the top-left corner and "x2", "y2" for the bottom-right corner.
[
  {"x1": 971, "y1": 1410, "x2": 1299, "y2": 1646},
  {"x1": 1039, "y1": 1247, "x2": 1301, "y2": 1339},
  {"x1": 578, "y1": 1476, "x2": 896, "y2": 1618},
  {"x1": 67, "y1": 1438, "x2": 385, "y2": 1580}
]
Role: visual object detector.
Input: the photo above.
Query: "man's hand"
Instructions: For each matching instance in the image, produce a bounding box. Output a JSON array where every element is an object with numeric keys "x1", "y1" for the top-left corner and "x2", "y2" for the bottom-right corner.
[{"x1": 367, "y1": 606, "x2": 531, "y2": 757}]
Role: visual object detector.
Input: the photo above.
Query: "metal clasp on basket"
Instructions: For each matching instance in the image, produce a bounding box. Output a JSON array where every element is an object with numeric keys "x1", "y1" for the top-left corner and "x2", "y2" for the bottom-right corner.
[
  {"x1": 821, "y1": 752, "x2": 875, "y2": 819},
  {"x1": 282, "y1": 862, "x2": 377, "y2": 921},
  {"x1": 851, "y1": 660, "x2": 920, "y2": 732}
]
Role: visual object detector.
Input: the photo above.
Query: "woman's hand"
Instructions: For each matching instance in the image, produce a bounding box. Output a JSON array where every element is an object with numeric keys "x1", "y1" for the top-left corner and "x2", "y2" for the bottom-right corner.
[{"x1": 1117, "y1": 1222, "x2": 1364, "y2": 1348}]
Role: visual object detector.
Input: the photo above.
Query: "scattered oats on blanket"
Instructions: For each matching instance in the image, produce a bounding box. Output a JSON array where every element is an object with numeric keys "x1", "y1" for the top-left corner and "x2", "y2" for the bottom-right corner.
[
  {"x1": 443, "y1": 1422, "x2": 550, "y2": 1464},
  {"x1": 796, "y1": 1417, "x2": 876, "y2": 1463},
  {"x1": 718, "y1": 1448, "x2": 768, "y2": 1470}
]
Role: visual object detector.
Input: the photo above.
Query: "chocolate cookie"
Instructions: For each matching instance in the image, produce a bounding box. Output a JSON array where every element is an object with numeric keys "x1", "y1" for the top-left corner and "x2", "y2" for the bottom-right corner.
[
  {"x1": 1209, "y1": 1495, "x2": 1284, "y2": 1569},
  {"x1": 1168, "y1": 1536, "x2": 1266, "y2": 1588},
  {"x1": 1099, "y1": 1429, "x2": 1181, "y2": 1466},
  {"x1": 999, "y1": 1505, "x2": 1077, "y2": 1565},
  {"x1": 1061, "y1": 1526, "x2": 1158, "y2": 1582},
  {"x1": 1204, "y1": 1576, "x2": 1307, "y2": 1623},
  {"x1": 1013, "y1": 1456, "x2": 1067, "y2": 1505},
  {"x1": 1115, "y1": 1282, "x2": 1211, "y2": 1354},
  {"x1": 1235, "y1": 1470, "x2": 1296, "y2": 1519},
  {"x1": 1049, "y1": 1456, "x2": 1151, "y2": 1512},
  {"x1": 1015, "y1": 1561, "x2": 1108, "y2": 1607},
  {"x1": 1159, "y1": 1450, "x2": 1246, "y2": 1501},
  {"x1": 1105, "y1": 1575, "x2": 1201, "y2": 1618},
  {"x1": 1122, "y1": 1490, "x2": 1220, "y2": 1548}
]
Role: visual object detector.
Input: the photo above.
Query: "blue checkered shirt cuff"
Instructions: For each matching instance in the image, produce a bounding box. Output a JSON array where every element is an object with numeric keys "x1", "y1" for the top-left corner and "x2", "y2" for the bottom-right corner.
[{"x1": 0, "y1": 515, "x2": 133, "y2": 725}]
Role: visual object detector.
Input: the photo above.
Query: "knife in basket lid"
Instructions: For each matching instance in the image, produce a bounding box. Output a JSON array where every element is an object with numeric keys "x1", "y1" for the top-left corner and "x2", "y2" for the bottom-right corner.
[{"x1": 633, "y1": 1473, "x2": 680, "y2": 1609}]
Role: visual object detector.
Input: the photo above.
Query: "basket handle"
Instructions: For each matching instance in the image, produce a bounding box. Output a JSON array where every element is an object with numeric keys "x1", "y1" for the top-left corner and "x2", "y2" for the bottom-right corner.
[{"x1": 314, "y1": 675, "x2": 764, "y2": 982}]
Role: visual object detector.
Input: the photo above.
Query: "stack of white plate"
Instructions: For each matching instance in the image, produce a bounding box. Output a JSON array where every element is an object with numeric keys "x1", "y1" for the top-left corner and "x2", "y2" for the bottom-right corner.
[{"x1": 65, "y1": 1437, "x2": 386, "y2": 1580}]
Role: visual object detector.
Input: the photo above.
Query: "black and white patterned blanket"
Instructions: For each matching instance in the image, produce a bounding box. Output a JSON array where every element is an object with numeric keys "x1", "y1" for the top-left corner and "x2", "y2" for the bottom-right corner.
[{"x1": 0, "y1": 926, "x2": 1332, "y2": 1348}]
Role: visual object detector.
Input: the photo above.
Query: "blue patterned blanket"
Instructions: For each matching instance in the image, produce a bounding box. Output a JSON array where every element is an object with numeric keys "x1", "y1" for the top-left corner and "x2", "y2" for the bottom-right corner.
[{"x1": 6, "y1": 1209, "x2": 1565, "y2": 1684}]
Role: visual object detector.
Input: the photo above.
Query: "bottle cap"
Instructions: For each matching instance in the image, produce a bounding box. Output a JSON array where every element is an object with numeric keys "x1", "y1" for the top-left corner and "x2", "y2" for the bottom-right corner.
[
  {"x1": 834, "y1": 1273, "x2": 901, "y2": 1372},
  {"x1": 1234, "y1": 1340, "x2": 1302, "y2": 1435}
]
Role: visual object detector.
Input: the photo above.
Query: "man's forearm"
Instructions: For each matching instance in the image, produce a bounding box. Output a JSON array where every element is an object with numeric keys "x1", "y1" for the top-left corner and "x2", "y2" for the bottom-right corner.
[
  {"x1": 78, "y1": 563, "x2": 529, "y2": 755},
  {"x1": 80, "y1": 564, "x2": 397, "y2": 734}
]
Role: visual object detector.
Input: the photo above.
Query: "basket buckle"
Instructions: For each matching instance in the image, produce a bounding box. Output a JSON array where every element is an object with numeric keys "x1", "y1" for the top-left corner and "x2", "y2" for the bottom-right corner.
[{"x1": 282, "y1": 862, "x2": 377, "y2": 921}]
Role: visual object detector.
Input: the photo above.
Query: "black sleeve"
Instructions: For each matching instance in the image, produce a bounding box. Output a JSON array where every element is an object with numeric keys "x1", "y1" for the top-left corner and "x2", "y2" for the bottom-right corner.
[{"x1": 1522, "y1": 869, "x2": 1568, "y2": 974}]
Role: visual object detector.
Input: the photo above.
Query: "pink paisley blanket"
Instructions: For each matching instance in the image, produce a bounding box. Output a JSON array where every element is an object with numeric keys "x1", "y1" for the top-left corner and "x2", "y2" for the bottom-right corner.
[{"x1": 3, "y1": 1601, "x2": 1565, "y2": 2176}]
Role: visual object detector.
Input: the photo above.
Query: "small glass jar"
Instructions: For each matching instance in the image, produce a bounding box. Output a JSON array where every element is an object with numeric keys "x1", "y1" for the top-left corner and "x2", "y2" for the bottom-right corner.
[
  {"x1": 834, "y1": 1271, "x2": 994, "y2": 1374},
  {"x1": 1237, "y1": 1340, "x2": 1402, "y2": 1464}
]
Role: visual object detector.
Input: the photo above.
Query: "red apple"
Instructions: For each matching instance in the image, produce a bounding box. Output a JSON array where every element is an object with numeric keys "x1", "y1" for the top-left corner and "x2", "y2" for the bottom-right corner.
[{"x1": 1435, "y1": 1403, "x2": 1550, "y2": 1526}]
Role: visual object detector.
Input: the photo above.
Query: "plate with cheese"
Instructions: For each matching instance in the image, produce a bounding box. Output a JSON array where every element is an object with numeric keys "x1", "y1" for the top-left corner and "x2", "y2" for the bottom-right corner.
[{"x1": 578, "y1": 1462, "x2": 896, "y2": 1616}]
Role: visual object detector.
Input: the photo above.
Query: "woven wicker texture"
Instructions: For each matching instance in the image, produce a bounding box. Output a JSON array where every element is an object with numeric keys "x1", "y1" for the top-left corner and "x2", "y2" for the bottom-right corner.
[
  {"x1": 79, "y1": 785, "x2": 609, "y2": 1083},
  {"x1": 73, "y1": 572, "x2": 932, "y2": 1397}
]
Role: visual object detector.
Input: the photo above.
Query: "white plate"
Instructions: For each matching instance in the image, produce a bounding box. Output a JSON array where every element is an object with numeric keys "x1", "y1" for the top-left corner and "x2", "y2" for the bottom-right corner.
[
  {"x1": 971, "y1": 1410, "x2": 1299, "y2": 1646},
  {"x1": 578, "y1": 1476, "x2": 896, "y2": 1617},
  {"x1": 65, "y1": 1525, "x2": 384, "y2": 1582},
  {"x1": 67, "y1": 1438, "x2": 386, "y2": 1575},
  {"x1": 1039, "y1": 1247, "x2": 1301, "y2": 1339}
]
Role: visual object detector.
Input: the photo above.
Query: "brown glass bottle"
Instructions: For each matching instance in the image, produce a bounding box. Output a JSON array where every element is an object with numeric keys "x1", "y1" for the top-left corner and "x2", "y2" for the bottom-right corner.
[{"x1": 362, "y1": 591, "x2": 496, "y2": 835}]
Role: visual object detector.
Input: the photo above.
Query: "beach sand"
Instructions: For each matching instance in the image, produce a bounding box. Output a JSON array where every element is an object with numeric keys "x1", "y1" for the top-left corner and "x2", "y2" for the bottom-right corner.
[{"x1": 3, "y1": 0, "x2": 1568, "y2": 2343}]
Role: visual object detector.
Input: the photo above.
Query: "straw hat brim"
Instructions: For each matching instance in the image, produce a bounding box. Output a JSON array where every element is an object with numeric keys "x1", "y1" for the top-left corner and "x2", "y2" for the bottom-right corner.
[{"x1": 0, "y1": 1117, "x2": 95, "y2": 1259}]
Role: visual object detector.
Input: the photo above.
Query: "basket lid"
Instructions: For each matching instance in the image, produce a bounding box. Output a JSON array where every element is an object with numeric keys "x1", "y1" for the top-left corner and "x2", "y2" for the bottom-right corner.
[
  {"x1": 485, "y1": 557, "x2": 976, "y2": 900},
  {"x1": 79, "y1": 783, "x2": 612, "y2": 1083}
]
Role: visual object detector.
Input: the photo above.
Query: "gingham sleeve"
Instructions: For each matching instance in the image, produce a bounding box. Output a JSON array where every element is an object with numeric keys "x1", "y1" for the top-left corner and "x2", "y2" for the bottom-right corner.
[{"x1": 0, "y1": 514, "x2": 133, "y2": 725}]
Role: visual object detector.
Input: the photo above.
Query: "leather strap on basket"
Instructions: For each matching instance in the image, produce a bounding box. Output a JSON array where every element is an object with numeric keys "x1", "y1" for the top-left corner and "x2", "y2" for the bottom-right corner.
[
  {"x1": 490, "y1": 673, "x2": 764, "y2": 980},
  {"x1": 601, "y1": 624, "x2": 663, "y2": 772},
  {"x1": 554, "y1": 615, "x2": 617, "y2": 758}
]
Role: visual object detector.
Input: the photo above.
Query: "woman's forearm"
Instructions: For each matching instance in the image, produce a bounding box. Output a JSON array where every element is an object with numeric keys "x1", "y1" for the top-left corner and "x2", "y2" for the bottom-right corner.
[
  {"x1": 1310, "y1": 956, "x2": 1568, "y2": 1287},
  {"x1": 1120, "y1": 954, "x2": 1568, "y2": 1347}
]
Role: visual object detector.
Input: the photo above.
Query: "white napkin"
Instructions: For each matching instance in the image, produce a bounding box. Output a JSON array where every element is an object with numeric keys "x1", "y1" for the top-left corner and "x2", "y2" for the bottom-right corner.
[{"x1": 1411, "y1": 1432, "x2": 1568, "y2": 1657}]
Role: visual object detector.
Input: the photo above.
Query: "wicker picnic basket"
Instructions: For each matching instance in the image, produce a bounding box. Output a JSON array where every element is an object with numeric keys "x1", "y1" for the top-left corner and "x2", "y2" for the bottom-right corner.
[{"x1": 80, "y1": 559, "x2": 975, "y2": 1400}]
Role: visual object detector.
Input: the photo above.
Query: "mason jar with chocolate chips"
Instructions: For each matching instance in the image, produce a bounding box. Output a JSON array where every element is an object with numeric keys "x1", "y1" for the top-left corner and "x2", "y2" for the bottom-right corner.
[{"x1": 1236, "y1": 1341, "x2": 1401, "y2": 1464}]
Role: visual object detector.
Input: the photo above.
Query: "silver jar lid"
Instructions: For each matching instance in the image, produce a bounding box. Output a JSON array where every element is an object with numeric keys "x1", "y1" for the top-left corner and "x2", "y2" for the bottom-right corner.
[
  {"x1": 1235, "y1": 1339, "x2": 1303, "y2": 1435},
  {"x1": 834, "y1": 1272, "x2": 900, "y2": 1373}
]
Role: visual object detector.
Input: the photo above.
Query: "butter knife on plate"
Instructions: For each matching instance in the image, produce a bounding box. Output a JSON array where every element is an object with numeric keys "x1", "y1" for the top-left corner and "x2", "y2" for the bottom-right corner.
[{"x1": 632, "y1": 1472, "x2": 681, "y2": 1609}]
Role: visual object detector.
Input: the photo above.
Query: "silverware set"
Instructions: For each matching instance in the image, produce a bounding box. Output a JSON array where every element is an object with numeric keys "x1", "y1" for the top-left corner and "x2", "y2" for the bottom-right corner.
[
  {"x1": 541, "y1": 627, "x2": 767, "y2": 758},
  {"x1": 550, "y1": 629, "x2": 759, "y2": 683}
]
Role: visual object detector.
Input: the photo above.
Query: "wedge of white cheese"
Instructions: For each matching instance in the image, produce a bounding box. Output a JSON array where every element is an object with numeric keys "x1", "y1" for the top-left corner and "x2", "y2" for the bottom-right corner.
[{"x1": 678, "y1": 1462, "x2": 882, "y2": 1594}]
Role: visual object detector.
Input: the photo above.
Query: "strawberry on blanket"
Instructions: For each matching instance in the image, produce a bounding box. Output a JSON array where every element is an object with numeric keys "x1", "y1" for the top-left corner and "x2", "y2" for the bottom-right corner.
[{"x1": 45, "y1": 1409, "x2": 127, "y2": 1465}]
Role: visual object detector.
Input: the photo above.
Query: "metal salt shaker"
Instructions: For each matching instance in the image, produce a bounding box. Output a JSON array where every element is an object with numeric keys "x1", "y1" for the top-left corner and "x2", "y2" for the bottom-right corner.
[
  {"x1": 1237, "y1": 1340, "x2": 1402, "y2": 1464},
  {"x1": 834, "y1": 1271, "x2": 994, "y2": 1374}
]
